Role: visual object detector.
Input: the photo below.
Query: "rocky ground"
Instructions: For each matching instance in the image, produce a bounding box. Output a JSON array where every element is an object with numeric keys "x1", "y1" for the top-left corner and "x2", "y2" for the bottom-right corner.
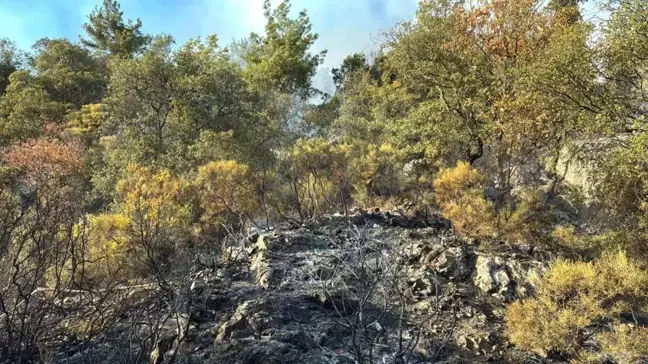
[{"x1": 61, "y1": 210, "x2": 562, "y2": 363}]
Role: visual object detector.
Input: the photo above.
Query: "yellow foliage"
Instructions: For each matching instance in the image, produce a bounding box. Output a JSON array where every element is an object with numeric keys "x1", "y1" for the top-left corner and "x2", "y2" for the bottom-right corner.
[
  {"x1": 506, "y1": 250, "x2": 648, "y2": 361},
  {"x1": 86, "y1": 213, "x2": 132, "y2": 280},
  {"x1": 433, "y1": 161, "x2": 497, "y2": 239},
  {"x1": 552, "y1": 225, "x2": 581, "y2": 246},
  {"x1": 597, "y1": 325, "x2": 648, "y2": 364},
  {"x1": 66, "y1": 103, "x2": 109, "y2": 135},
  {"x1": 287, "y1": 139, "x2": 357, "y2": 216},
  {"x1": 274, "y1": 139, "x2": 408, "y2": 215},
  {"x1": 433, "y1": 163, "x2": 553, "y2": 243},
  {"x1": 499, "y1": 188, "x2": 552, "y2": 244},
  {"x1": 353, "y1": 143, "x2": 403, "y2": 206},
  {"x1": 442, "y1": 195, "x2": 498, "y2": 238},
  {"x1": 77, "y1": 164, "x2": 193, "y2": 281},
  {"x1": 291, "y1": 138, "x2": 357, "y2": 176},
  {"x1": 434, "y1": 161, "x2": 487, "y2": 205},
  {"x1": 117, "y1": 164, "x2": 190, "y2": 227},
  {"x1": 195, "y1": 160, "x2": 258, "y2": 221}
]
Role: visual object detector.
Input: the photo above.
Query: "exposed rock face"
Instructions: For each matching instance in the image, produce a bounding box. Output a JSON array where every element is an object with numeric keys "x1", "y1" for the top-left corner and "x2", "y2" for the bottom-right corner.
[
  {"x1": 250, "y1": 234, "x2": 274, "y2": 289},
  {"x1": 553, "y1": 138, "x2": 626, "y2": 200},
  {"x1": 150, "y1": 334, "x2": 176, "y2": 364},
  {"x1": 433, "y1": 247, "x2": 473, "y2": 281},
  {"x1": 473, "y1": 254, "x2": 545, "y2": 300},
  {"x1": 216, "y1": 301, "x2": 254, "y2": 341},
  {"x1": 58, "y1": 210, "x2": 555, "y2": 364},
  {"x1": 473, "y1": 255, "x2": 512, "y2": 299}
]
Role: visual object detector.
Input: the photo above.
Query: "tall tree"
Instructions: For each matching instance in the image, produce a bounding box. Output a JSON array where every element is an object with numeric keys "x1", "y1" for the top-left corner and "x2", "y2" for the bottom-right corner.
[
  {"x1": 106, "y1": 35, "x2": 176, "y2": 160},
  {"x1": 0, "y1": 39, "x2": 25, "y2": 96},
  {"x1": 0, "y1": 71, "x2": 66, "y2": 146},
  {"x1": 174, "y1": 35, "x2": 278, "y2": 167},
  {"x1": 81, "y1": 0, "x2": 150, "y2": 58},
  {"x1": 599, "y1": 0, "x2": 648, "y2": 125},
  {"x1": 32, "y1": 38, "x2": 107, "y2": 108},
  {"x1": 586, "y1": 0, "x2": 648, "y2": 243},
  {"x1": 335, "y1": 0, "x2": 597, "y2": 181},
  {"x1": 241, "y1": 0, "x2": 325, "y2": 99},
  {"x1": 332, "y1": 53, "x2": 369, "y2": 91}
]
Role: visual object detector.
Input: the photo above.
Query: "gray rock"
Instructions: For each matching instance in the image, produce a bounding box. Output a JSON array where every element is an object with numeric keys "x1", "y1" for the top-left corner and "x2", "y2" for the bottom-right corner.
[
  {"x1": 151, "y1": 333, "x2": 177, "y2": 364},
  {"x1": 407, "y1": 267, "x2": 442, "y2": 299},
  {"x1": 215, "y1": 301, "x2": 253, "y2": 341},
  {"x1": 433, "y1": 247, "x2": 472, "y2": 280},
  {"x1": 505, "y1": 260, "x2": 544, "y2": 297},
  {"x1": 473, "y1": 255, "x2": 545, "y2": 299},
  {"x1": 457, "y1": 334, "x2": 491, "y2": 353},
  {"x1": 473, "y1": 255, "x2": 511, "y2": 299},
  {"x1": 250, "y1": 234, "x2": 278, "y2": 289}
]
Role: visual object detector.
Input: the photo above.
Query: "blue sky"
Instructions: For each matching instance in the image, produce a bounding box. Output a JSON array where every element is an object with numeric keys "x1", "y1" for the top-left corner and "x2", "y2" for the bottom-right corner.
[
  {"x1": 0, "y1": 0, "x2": 604, "y2": 93},
  {"x1": 0, "y1": 0, "x2": 420, "y2": 93}
]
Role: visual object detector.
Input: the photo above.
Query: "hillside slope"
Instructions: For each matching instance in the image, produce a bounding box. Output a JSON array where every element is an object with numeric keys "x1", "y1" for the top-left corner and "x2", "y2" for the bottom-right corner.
[{"x1": 58, "y1": 211, "x2": 557, "y2": 364}]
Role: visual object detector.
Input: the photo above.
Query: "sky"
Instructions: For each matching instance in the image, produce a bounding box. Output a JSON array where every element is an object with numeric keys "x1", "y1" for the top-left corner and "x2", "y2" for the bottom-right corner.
[
  {"x1": 0, "y1": 0, "x2": 419, "y2": 94},
  {"x1": 0, "y1": 0, "x2": 605, "y2": 94}
]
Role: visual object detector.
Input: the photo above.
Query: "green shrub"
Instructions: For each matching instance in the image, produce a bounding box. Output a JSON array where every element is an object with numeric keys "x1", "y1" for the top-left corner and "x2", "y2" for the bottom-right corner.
[
  {"x1": 195, "y1": 160, "x2": 258, "y2": 224},
  {"x1": 433, "y1": 161, "x2": 497, "y2": 239},
  {"x1": 506, "y1": 250, "x2": 648, "y2": 362},
  {"x1": 83, "y1": 164, "x2": 191, "y2": 282},
  {"x1": 434, "y1": 161, "x2": 556, "y2": 244}
]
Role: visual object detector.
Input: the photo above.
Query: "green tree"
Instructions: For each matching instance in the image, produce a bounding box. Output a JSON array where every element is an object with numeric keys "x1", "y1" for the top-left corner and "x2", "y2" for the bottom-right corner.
[
  {"x1": 174, "y1": 35, "x2": 278, "y2": 166},
  {"x1": 106, "y1": 35, "x2": 176, "y2": 158},
  {"x1": 0, "y1": 71, "x2": 66, "y2": 146},
  {"x1": 579, "y1": 0, "x2": 648, "y2": 257},
  {"x1": 335, "y1": 0, "x2": 598, "y2": 184},
  {"x1": 304, "y1": 53, "x2": 371, "y2": 134},
  {"x1": 81, "y1": 0, "x2": 150, "y2": 58},
  {"x1": 332, "y1": 53, "x2": 369, "y2": 91},
  {"x1": 32, "y1": 38, "x2": 107, "y2": 108},
  {"x1": 241, "y1": 0, "x2": 325, "y2": 99},
  {"x1": 598, "y1": 0, "x2": 648, "y2": 126},
  {"x1": 0, "y1": 39, "x2": 25, "y2": 95}
]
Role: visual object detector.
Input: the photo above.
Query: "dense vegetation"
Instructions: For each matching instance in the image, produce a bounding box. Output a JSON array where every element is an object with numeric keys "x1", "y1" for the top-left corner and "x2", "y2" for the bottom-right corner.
[{"x1": 1, "y1": 0, "x2": 648, "y2": 362}]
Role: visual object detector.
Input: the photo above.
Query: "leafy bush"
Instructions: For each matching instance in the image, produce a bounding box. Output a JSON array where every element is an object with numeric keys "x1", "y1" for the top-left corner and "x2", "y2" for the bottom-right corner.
[
  {"x1": 195, "y1": 160, "x2": 258, "y2": 225},
  {"x1": 588, "y1": 133, "x2": 648, "y2": 261},
  {"x1": 498, "y1": 188, "x2": 555, "y2": 245},
  {"x1": 593, "y1": 325, "x2": 648, "y2": 364},
  {"x1": 506, "y1": 250, "x2": 648, "y2": 361},
  {"x1": 2, "y1": 136, "x2": 84, "y2": 187},
  {"x1": 273, "y1": 138, "x2": 357, "y2": 219},
  {"x1": 85, "y1": 164, "x2": 191, "y2": 281},
  {"x1": 352, "y1": 143, "x2": 404, "y2": 207},
  {"x1": 85, "y1": 213, "x2": 132, "y2": 281},
  {"x1": 433, "y1": 162, "x2": 556, "y2": 243},
  {"x1": 66, "y1": 103, "x2": 108, "y2": 138},
  {"x1": 433, "y1": 161, "x2": 497, "y2": 239}
]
